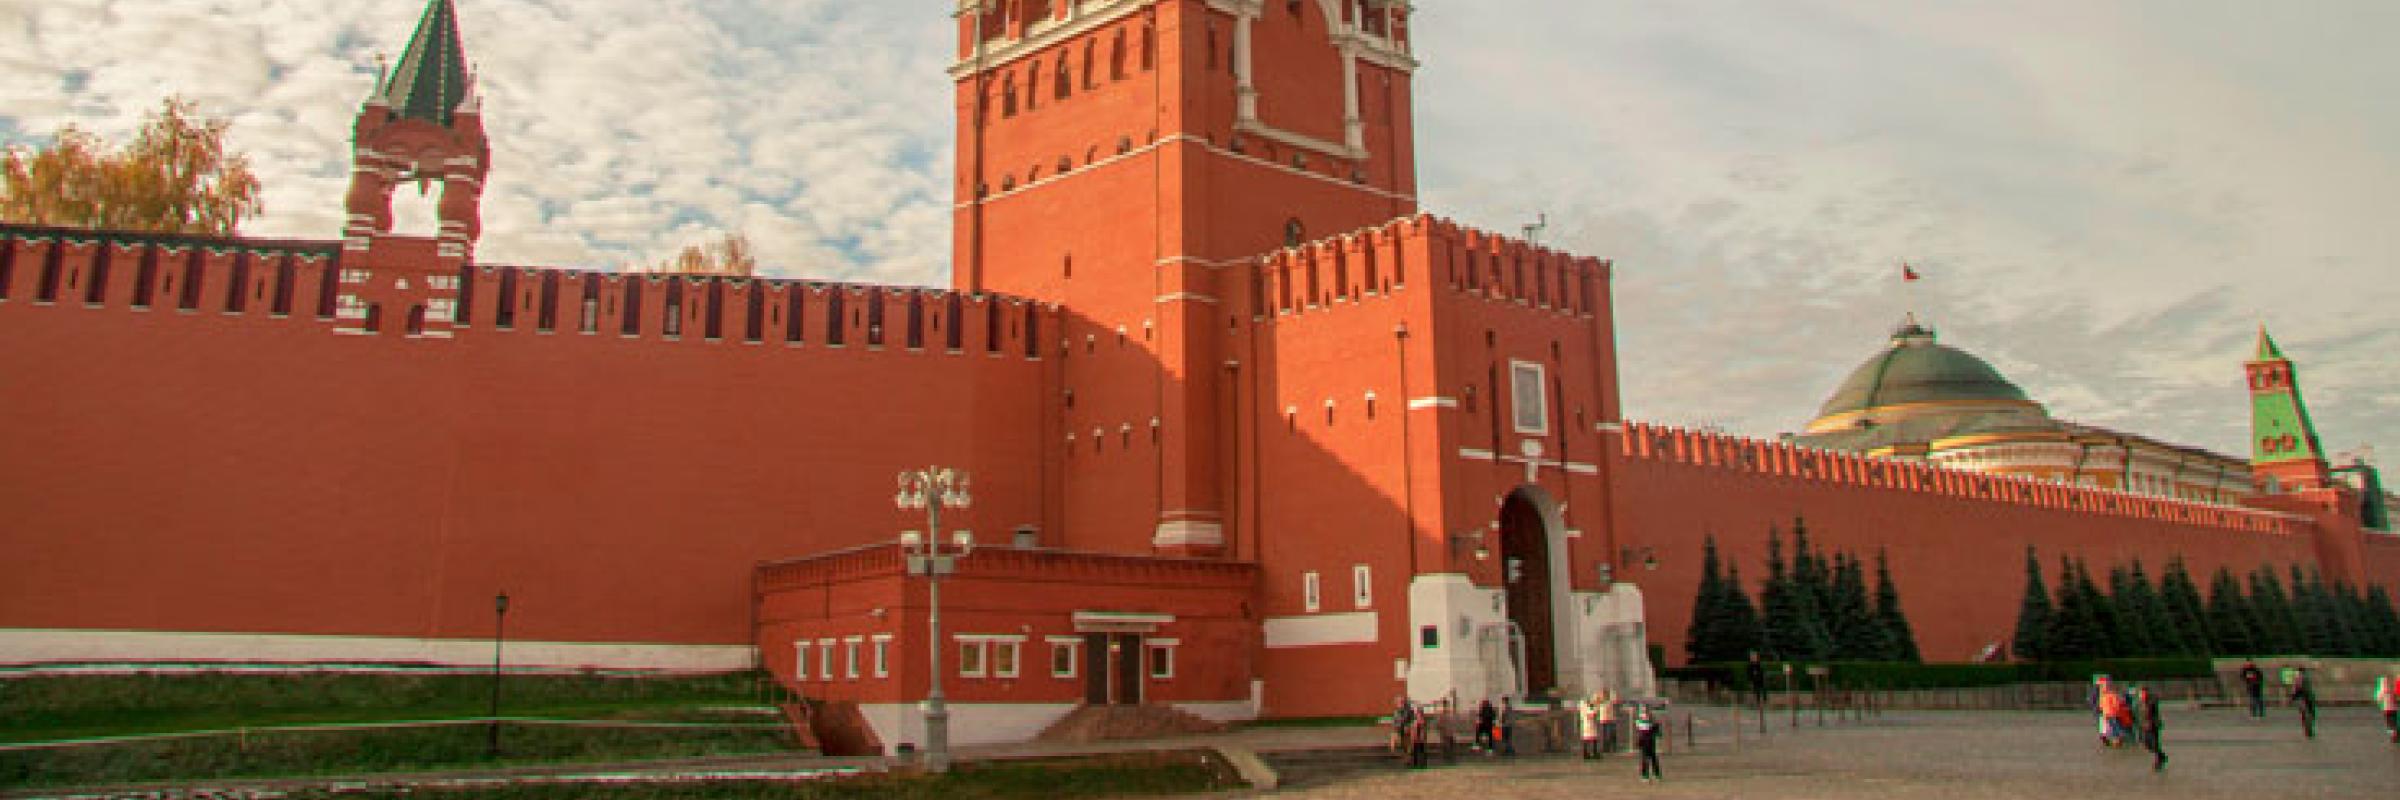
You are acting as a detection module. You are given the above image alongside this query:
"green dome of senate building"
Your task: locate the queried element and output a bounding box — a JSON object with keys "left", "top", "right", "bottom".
{"left": 1801, "top": 317, "right": 2051, "bottom": 439}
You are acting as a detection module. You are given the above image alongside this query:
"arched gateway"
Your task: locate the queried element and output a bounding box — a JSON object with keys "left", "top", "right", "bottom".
{"left": 1497, "top": 488, "right": 1561, "bottom": 694}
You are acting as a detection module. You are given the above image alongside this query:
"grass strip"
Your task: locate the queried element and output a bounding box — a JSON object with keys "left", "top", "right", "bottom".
{"left": 269, "top": 753, "right": 1239, "bottom": 800}
{"left": 0, "top": 719, "right": 795, "bottom": 789}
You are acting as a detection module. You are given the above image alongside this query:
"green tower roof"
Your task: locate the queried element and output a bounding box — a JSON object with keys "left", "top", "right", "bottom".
{"left": 379, "top": 0, "right": 470, "bottom": 127}
{"left": 2255, "top": 326, "right": 2286, "bottom": 361}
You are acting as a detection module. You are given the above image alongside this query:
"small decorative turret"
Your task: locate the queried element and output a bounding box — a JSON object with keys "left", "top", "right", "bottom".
{"left": 336, "top": 0, "right": 489, "bottom": 339}
{"left": 2246, "top": 325, "right": 2331, "bottom": 491}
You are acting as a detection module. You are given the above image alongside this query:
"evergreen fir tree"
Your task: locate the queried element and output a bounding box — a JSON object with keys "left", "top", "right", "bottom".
{"left": 2364, "top": 585, "right": 2400, "bottom": 657}
{"left": 2157, "top": 557, "right": 2211, "bottom": 656}
{"left": 2205, "top": 567, "right": 2259, "bottom": 656}
{"left": 1826, "top": 553, "right": 1877, "bottom": 660}
{"left": 1724, "top": 564, "right": 1765, "bottom": 660}
{"left": 1791, "top": 518, "right": 1835, "bottom": 630}
{"left": 2010, "top": 547, "right": 2053, "bottom": 662}
{"left": 2247, "top": 568, "right": 2300, "bottom": 655}
{"left": 1685, "top": 535, "right": 1753, "bottom": 663}
{"left": 2331, "top": 581, "right": 2373, "bottom": 657}
{"left": 1759, "top": 526, "right": 1830, "bottom": 660}
{"left": 2048, "top": 557, "right": 2103, "bottom": 660}
{"left": 2081, "top": 559, "right": 2124, "bottom": 658}
{"left": 1872, "top": 549, "right": 1920, "bottom": 663}
{"left": 2119, "top": 561, "right": 2175, "bottom": 657}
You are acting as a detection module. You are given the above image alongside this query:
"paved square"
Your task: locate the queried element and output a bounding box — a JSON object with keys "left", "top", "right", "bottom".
{"left": 1271, "top": 706, "right": 2400, "bottom": 799}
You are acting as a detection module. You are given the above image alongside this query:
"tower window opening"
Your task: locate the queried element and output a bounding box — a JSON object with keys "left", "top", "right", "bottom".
{"left": 866, "top": 289, "right": 886, "bottom": 347}
{"left": 405, "top": 304, "right": 427, "bottom": 336}
{"left": 906, "top": 293, "right": 926, "bottom": 349}
{"left": 1141, "top": 25, "right": 1154, "bottom": 70}
{"left": 1284, "top": 218, "right": 1305, "bottom": 248}
{"left": 825, "top": 291, "right": 846, "bottom": 346}
{"left": 222, "top": 253, "right": 251, "bottom": 313}
{"left": 316, "top": 259, "right": 339, "bottom": 318}
{"left": 495, "top": 269, "right": 519, "bottom": 329}
{"left": 986, "top": 301, "right": 1002, "bottom": 352}
{"left": 1111, "top": 30, "right": 1127, "bottom": 79}
{"left": 176, "top": 250, "right": 203, "bottom": 310}
{"left": 785, "top": 290, "right": 805, "bottom": 344}
{"left": 1055, "top": 56, "right": 1072, "bottom": 101}
{"left": 538, "top": 272, "right": 561, "bottom": 332}
{"left": 581, "top": 278, "right": 600, "bottom": 333}
{"left": 1207, "top": 23, "right": 1219, "bottom": 71}
{"left": 705, "top": 279, "right": 726, "bottom": 340}
{"left": 132, "top": 247, "right": 159, "bottom": 308}
{"left": 620, "top": 280, "right": 643, "bottom": 336}
{"left": 363, "top": 302, "right": 383, "bottom": 334}
{"left": 744, "top": 282, "right": 763, "bottom": 341}
{"left": 271, "top": 257, "right": 296, "bottom": 315}
{"left": 1023, "top": 305, "right": 1040, "bottom": 359}
{"left": 1026, "top": 61, "right": 1041, "bottom": 110}
{"left": 662, "top": 279, "right": 684, "bottom": 338}
{"left": 1083, "top": 39, "right": 1096, "bottom": 88}
{"left": 1002, "top": 74, "right": 1018, "bottom": 117}
{"left": 83, "top": 248, "right": 112, "bottom": 306}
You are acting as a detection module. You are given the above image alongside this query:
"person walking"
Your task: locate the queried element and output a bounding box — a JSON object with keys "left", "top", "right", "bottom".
{"left": 1474, "top": 697, "right": 1498, "bottom": 754}
{"left": 1496, "top": 697, "right": 1518, "bottom": 757}
{"left": 2239, "top": 661, "right": 2266, "bottom": 719}
{"left": 2376, "top": 674, "right": 2399, "bottom": 744}
{"left": 1596, "top": 688, "right": 1620, "bottom": 754}
{"left": 1578, "top": 692, "right": 1602, "bottom": 760}
{"left": 1633, "top": 706, "right": 1663, "bottom": 782}
{"left": 1747, "top": 652, "right": 1769, "bottom": 717}
{"left": 1391, "top": 695, "right": 1427, "bottom": 768}
{"left": 2095, "top": 676, "right": 2128, "bottom": 747}
{"left": 2135, "top": 685, "right": 2167, "bottom": 771}
{"left": 2289, "top": 668, "right": 2318, "bottom": 740}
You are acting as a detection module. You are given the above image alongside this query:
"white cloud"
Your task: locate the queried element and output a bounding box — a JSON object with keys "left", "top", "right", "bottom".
{"left": 1, "top": 0, "right": 2391, "bottom": 461}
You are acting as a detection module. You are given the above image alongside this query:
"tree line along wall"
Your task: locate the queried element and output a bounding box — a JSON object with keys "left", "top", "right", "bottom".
{"left": 1609, "top": 423, "right": 2390, "bottom": 666}
{"left": 0, "top": 226, "right": 1061, "bottom": 655}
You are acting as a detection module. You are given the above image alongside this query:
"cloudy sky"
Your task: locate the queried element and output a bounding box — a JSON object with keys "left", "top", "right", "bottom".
{"left": 3, "top": 1, "right": 2393, "bottom": 462}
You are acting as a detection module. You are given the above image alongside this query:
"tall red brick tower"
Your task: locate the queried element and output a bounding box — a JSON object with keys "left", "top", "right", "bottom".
{"left": 950, "top": 0, "right": 1421, "bottom": 555}
{"left": 340, "top": 0, "right": 488, "bottom": 337}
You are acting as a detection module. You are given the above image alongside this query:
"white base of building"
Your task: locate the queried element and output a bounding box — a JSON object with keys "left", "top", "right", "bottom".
{"left": 1402, "top": 574, "right": 1654, "bottom": 705}
{"left": 854, "top": 700, "right": 1260, "bottom": 756}
{"left": 0, "top": 628, "right": 756, "bottom": 672}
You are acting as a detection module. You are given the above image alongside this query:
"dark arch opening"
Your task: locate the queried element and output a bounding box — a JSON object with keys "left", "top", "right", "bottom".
{"left": 1498, "top": 488, "right": 1559, "bottom": 696}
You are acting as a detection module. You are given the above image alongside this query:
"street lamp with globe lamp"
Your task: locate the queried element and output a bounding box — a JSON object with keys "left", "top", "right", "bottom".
{"left": 896, "top": 467, "right": 974, "bottom": 773}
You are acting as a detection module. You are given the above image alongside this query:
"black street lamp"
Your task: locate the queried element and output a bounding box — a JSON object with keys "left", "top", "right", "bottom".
{"left": 489, "top": 592, "right": 509, "bottom": 758}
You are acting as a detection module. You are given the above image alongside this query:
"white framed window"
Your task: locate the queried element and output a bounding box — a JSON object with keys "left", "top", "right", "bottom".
{"left": 1147, "top": 639, "right": 1177, "bottom": 679}
{"left": 872, "top": 635, "right": 892, "bottom": 678}
{"left": 1509, "top": 360, "right": 1549, "bottom": 435}
{"left": 794, "top": 640, "right": 811, "bottom": 680}
{"left": 1048, "top": 637, "right": 1081, "bottom": 679}
{"left": 994, "top": 641, "right": 1021, "bottom": 678}
{"left": 1353, "top": 564, "right": 1373, "bottom": 609}
{"left": 959, "top": 639, "right": 987, "bottom": 677}
{"left": 816, "top": 638, "right": 835, "bottom": 681}
{"left": 1304, "top": 571, "right": 1322, "bottom": 612}
{"left": 843, "top": 637, "right": 862, "bottom": 679}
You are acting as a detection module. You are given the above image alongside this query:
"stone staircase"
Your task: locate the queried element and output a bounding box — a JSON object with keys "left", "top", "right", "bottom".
{"left": 1034, "top": 703, "right": 1228, "bottom": 744}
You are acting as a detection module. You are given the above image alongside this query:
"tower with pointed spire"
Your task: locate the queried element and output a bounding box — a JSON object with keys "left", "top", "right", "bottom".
{"left": 339, "top": 0, "right": 488, "bottom": 337}
{"left": 2246, "top": 325, "right": 2332, "bottom": 492}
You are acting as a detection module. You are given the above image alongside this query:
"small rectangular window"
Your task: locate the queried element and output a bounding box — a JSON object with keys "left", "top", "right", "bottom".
{"left": 1304, "top": 571, "right": 1322, "bottom": 613}
{"left": 959, "top": 639, "right": 987, "bottom": 677}
{"left": 1510, "top": 360, "right": 1550, "bottom": 435}
{"left": 844, "top": 638, "right": 861, "bottom": 679}
{"left": 1148, "top": 644, "right": 1174, "bottom": 679}
{"left": 1050, "top": 641, "right": 1078, "bottom": 678}
{"left": 873, "top": 636, "right": 891, "bottom": 678}
{"left": 495, "top": 269, "right": 518, "bottom": 329}
{"left": 994, "top": 641, "right": 1020, "bottom": 678}
{"left": 794, "top": 641, "right": 811, "bottom": 680}
{"left": 817, "top": 638, "right": 835, "bottom": 681}
{"left": 1353, "top": 564, "right": 1373, "bottom": 609}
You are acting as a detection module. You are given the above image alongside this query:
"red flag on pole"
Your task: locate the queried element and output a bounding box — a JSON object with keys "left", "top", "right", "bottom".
{"left": 1902, "top": 262, "right": 1921, "bottom": 282}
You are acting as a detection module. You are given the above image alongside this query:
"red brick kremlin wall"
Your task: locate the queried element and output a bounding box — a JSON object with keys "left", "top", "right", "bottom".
{"left": 1609, "top": 422, "right": 2395, "bottom": 666}
{"left": 0, "top": 227, "right": 1060, "bottom": 652}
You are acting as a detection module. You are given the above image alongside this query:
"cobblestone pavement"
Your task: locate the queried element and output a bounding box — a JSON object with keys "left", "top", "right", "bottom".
{"left": 1261, "top": 706, "right": 2400, "bottom": 799}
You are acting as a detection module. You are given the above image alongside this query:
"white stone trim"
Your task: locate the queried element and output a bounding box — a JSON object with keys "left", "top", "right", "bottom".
{"left": 1072, "top": 611, "right": 1173, "bottom": 633}
{"left": 0, "top": 628, "right": 754, "bottom": 672}
{"left": 1409, "top": 396, "right": 1458, "bottom": 410}
{"left": 1458, "top": 448, "right": 1496, "bottom": 461}
{"left": 855, "top": 701, "right": 1079, "bottom": 756}
{"left": 947, "top": 0, "right": 1149, "bottom": 78}
{"left": 1155, "top": 292, "right": 1221, "bottom": 305}
{"left": 1263, "top": 611, "right": 1378, "bottom": 648}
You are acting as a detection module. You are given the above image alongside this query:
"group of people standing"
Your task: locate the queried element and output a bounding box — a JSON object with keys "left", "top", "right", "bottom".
{"left": 2089, "top": 675, "right": 2168, "bottom": 770}
{"left": 2236, "top": 660, "right": 2400, "bottom": 744}
{"left": 1388, "top": 690, "right": 1664, "bottom": 781}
